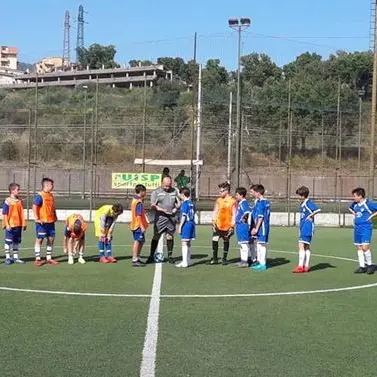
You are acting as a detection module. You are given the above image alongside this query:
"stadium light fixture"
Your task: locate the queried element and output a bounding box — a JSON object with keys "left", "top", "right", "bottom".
{"left": 240, "top": 18, "right": 251, "bottom": 26}
{"left": 228, "top": 18, "right": 239, "bottom": 27}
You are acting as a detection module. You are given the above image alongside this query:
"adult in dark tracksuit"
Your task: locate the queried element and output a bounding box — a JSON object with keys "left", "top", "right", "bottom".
{"left": 147, "top": 176, "right": 180, "bottom": 264}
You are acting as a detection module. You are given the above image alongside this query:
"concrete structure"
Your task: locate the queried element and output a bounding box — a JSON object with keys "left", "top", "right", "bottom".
{"left": 36, "top": 57, "right": 64, "bottom": 74}
{"left": 0, "top": 65, "right": 173, "bottom": 89}
{"left": 0, "top": 67, "right": 24, "bottom": 85}
{"left": 0, "top": 46, "right": 18, "bottom": 70}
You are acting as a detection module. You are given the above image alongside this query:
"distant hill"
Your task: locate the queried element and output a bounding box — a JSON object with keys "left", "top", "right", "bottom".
{"left": 17, "top": 61, "right": 34, "bottom": 72}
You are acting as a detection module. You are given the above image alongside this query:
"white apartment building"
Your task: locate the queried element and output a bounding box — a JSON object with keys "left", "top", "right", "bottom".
{"left": 0, "top": 46, "right": 18, "bottom": 70}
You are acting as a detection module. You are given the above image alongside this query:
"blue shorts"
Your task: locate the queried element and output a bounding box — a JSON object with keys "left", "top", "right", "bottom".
{"left": 299, "top": 234, "right": 312, "bottom": 245}
{"left": 354, "top": 225, "right": 372, "bottom": 245}
{"left": 36, "top": 222, "right": 56, "bottom": 239}
{"left": 5, "top": 227, "right": 22, "bottom": 244}
{"left": 133, "top": 229, "right": 145, "bottom": 242}
{"left": 236, "top": 223, "right": 250, "bottom": 244}
{"left": 181, "top": 222, "right": 195, "bottom": 241}
{"left": 256, "top": 234, "right": 269, "bottom": 244}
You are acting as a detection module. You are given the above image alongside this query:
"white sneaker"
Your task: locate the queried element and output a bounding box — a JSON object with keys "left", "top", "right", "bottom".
{"left": 175, "top": 262, "right": 188, "bottom": 268}
{"left": 78, "top": 256, "right": 86, "bottom": 264}
{"left": 68, "top": 256, "right": 74, "bottom": 265}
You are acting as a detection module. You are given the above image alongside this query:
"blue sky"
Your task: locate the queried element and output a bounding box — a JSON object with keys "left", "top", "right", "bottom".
{"left": 3, "top": 0, "right": 371, "bottom": 69}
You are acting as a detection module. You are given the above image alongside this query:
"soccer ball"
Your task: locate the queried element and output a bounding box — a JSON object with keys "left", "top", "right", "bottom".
{"left": 154, "top": 252, "right": 164, "bottom": 263}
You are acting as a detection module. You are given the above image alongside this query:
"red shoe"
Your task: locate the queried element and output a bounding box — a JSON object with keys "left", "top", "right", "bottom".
{"left": 47, "top": 259, "right": 59, "bottom": 265}
{"left": 304, "top": 266, "right": 310, "bottom": 273}
{"left": 106, "top": 256, "right": 117, "bottom": 263}
{"left": 99, "top": 256, "right": 110, "bottom": 264}
{"left": 293, "top": 265, "right": 305, "bottom": 273}
{"left": 34, "top": 259, "right": 44, "bottom": 267}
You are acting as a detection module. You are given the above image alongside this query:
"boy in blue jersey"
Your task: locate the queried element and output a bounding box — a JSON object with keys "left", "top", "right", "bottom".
{"left": 293, "top": 186, "right": 321, "bottom": 273}
{"left": 250, "top": 184, "right": 270, "bottom": 271}
{"left": 349, "top": 187, "right": 377, "bottom": 275}
{"left": 176, "top": 187, "right": 196, "bottom": 268}
{"left": 235, "top": 187, "right": 251, "bottom": 268}
{"left": 249, "top": 185, "right": 258, "bottom": 266}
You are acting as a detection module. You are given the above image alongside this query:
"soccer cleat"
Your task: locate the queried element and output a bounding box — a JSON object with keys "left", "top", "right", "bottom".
{"left": 168, "top": 256, "right": 174, "bottom": 264}
{"left": 209, "top": 258, "right": 219, "bottom": 265}
{"left": 68, "top": 256, "right": 74, "bottom": 265}
{"left": 47, "top": 259, "right": 59, "bottom": 265}
{"left": 99, "top": 256, "right": 110, "bottom": 264}
{"left": 366, "top": 265, "right": 375, "bottom": 275}
{"left": 251, "top": 264, "right": 267, "bottom": 271}
{"left": 293, "top": 266, "right": 305, "bottom": 273}
{"left": 175, "top": 262, "right": 188, "bottom": 268}
{"left": 222, "top": 259, "right": 229, "bottom": 266}
{"left": 4, "top": 258, "right": 13, "bottom": 265}
{"left": 354, "top": 267, "right": 367, "bottom": 274}
{"left": 107, "top": 256, "right": 117, "bottom": 263}
{"left": 34, "top": 259, "right": 44, "bottom": 267}
{"left": 78, "top": 256, "right": 86, "bottom": 264}
{"left": 132, "top": 260, "right": 146, "bottom": 267}
{"left": 14, "top": 258, "right": 25, "bottom": 264}
{"left": 303, "top": 266, "right": 310, "bottom": 273}
{"left": 250, "top": 260, "right": 259, "bottom": 267}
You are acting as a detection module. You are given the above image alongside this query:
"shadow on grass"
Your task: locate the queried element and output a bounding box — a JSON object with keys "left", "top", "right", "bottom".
{"left": 267, "top": 257, "right": 290, "bottom": 268}
{"left": 309, "top": 263, "right": 336, "bottom": 272}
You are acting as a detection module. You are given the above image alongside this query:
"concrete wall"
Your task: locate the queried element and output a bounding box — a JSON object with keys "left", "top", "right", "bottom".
{"left": 26, "top": 210, "right": 354, "bottom": 227}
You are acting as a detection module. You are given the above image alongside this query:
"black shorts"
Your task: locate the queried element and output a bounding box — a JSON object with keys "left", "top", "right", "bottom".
{"left": 154, "top": 215, "right": 176, "bottom": 237}
{"left": 213, "top": 227, "right": 234, "bottom": 240}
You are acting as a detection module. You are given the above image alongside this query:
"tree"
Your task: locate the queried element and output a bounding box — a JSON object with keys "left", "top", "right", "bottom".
{"left": 327, "top": 51, "right": 373, "bottom": 94}
{"left": 283, "top": 52, "right": 323, "bottom": 79}
{"left": 77, "top": 44, "right": 119, "bottom": 69}
{"left": 241, "top": 53, "right": 281, "bottom": 87}
{"left": 202, "top": 59, "right": 228, "bottom": 89}
{"left": 152, "top": 78, "right": 184, "bottom": 108}
{"left": 129, "top": 59, "right": 153, "bottom": 67}
{"left": 182, "top": 60, "right": 199, "bottom": 85}
{"left": 157, "top": 57, "right": 186, "bottom": 78}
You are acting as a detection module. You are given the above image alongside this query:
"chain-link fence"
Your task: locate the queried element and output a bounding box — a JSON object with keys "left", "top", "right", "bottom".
{"left": 0, "top": 83, "right": 373, "bottom": 213}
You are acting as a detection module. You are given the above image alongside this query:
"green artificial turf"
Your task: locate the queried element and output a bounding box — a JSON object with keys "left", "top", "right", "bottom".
{"left": 0, "top": 224, "right": 376, "bottom": 377}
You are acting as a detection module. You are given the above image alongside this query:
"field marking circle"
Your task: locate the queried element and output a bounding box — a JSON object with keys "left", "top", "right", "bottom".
{"left": 1, "top": 246, "right": 376, "bottom": 298}
{"left": 16, "top": 244, "right": 359, "bottom": 263}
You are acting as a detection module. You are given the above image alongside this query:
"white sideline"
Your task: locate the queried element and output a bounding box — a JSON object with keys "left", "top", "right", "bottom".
{"left": 140, "top": 263, "right": 162, "bottom": 377}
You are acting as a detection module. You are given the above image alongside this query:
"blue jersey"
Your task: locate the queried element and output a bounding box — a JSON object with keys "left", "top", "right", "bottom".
{"left": 181, "top": 200, "right": 195, "bottom": 223}
{"left": 253, "top": 198, "right": 270, "bottom": 237}
{"left": 300, "top": 199, "right": 320, "bottom": 228}
{"left": 350, "top": 199, "right": 377, "bottom": 226}
{"left": 235, "top": 199, "right": 251, "bottom": 224}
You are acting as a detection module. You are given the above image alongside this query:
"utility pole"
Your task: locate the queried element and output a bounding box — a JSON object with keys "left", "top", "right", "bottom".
{"left": 369, "top": 0, "right": 377, "bottom": 196}
{"left": 190, "top": 32, "right": 197, "bottom": 198}
{"left": 227, "top": 92, "right": 233, "bottom": 181}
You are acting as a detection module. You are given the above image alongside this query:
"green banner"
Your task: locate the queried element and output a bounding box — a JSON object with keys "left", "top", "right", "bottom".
{"left": 112, "top": 173, "right": 161, "bottom": 190}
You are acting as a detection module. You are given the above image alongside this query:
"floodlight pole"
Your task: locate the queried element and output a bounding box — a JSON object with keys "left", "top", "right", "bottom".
{"left": 229, "top": 18, "right": 250, "bottom": 189}
{"left": 358, "top": 89, "right": 365, "bottom": 171}
{"left": 82, "top": 85, "right": 88, "bottom": 199}
{"left": 369, "top": 3, "right": 377, "bottom": 197}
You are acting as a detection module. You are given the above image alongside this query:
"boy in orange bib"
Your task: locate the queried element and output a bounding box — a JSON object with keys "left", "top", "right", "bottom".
{"left": 33, "top": 178, "right": 58, "bottom": 267}
{"left": 64, "top": 213, "right": 87, "bottom": 265}
{"left": 2, "top": 183, "right": 26, "bottom": 265}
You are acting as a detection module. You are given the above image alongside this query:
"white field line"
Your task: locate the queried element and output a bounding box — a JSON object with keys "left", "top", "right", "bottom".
{"left": 140, "top": 263, "right": 162, "bottom": 377}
